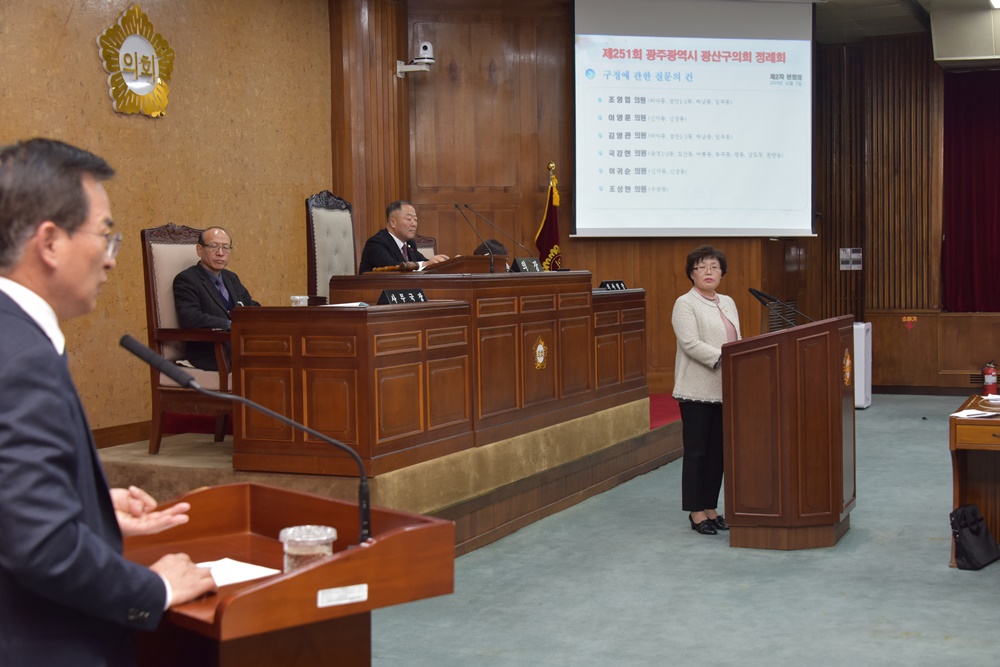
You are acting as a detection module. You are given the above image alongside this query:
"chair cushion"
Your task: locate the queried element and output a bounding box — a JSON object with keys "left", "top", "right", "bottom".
{"left": 311, "top": 207, "right": 355, "bottom": 298}
{"left": 160, "top": 368, "right": 232, "bottom": 391}
{"left": 150, "top": 241, "right": 200, "bottom": 360}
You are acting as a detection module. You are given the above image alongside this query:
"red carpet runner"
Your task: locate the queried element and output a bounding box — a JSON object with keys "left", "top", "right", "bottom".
{"left": 649, "top": 393, "right": 681, "bottom": 430}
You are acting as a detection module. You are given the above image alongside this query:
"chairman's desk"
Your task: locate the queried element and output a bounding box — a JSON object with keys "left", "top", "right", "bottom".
{"left": 230, "top": 267, "right": 646, "bottom": 477}
{"left": 950, "top": 395, "right": 1000, "bottom": 566}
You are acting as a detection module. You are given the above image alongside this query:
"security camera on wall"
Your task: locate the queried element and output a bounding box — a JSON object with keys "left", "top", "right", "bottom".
{"left": 414, "top": 41, "right": 435, "bottom": 65}
{"left": 397, "top": 42, "right": 435, "bottom": 77}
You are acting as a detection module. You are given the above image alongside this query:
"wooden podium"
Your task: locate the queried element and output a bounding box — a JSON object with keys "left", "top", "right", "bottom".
{"left": 721, "top": 316, "right": 856, "bottom": 550}
{"left": 125, "top": 483, "right": 454, "bottom": 666}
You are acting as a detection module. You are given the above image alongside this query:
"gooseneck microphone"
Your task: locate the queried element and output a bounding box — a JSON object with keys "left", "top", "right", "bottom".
{"left": 463, "top": 204, "right": 535, "bottom": 258}
{"left": 748, "top": 288, "right": 797, "bottom": 329}
{"left": 748, "top": 287, "right": 815, "bottom": 324}
{"left": 120, "top": 334, "right": 371, "bottom": 543}
{"left": 454, "top": 203, "right": 494, "bottom": 273}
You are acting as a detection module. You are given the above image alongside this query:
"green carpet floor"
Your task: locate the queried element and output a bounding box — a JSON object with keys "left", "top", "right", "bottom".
{"left": 372, "top": 394, "right": 1000, "bottom": 666}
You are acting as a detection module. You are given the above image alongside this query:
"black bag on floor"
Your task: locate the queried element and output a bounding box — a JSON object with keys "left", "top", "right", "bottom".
{"left": 950, "top": 504, "right": 1000, "bottom": 570}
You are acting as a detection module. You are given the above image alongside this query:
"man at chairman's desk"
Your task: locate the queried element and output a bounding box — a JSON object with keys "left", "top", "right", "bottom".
{"left": 358, "top": 200, "right": 449, "bottom": 273}
{"left": 172, "top": 226, "right": 259, "bottom": 370}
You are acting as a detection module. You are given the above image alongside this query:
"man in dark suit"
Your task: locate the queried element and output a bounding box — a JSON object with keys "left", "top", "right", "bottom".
{"left": 0, "top": 138, "right": 217, "bottom": 666}
{"left": 358, "top": 200, "right": 449, "bottom": 273}
{"left": 172, "top": 227, "right": 260, "bottom": 370}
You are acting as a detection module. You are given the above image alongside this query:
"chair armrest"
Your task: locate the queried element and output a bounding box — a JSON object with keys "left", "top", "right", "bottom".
{"left": 152, "top": 328, "right": 231, "bottom": 390}
{"left": 154, "top": 328, "right": 230, "bottom": 343}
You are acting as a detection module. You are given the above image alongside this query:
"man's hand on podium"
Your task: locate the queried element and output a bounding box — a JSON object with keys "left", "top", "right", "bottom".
{"left": 151, "top": 553, "right": 218, "bottom": 606}
{"left": 111, "top": 485, "right": 190, "bottom": 537}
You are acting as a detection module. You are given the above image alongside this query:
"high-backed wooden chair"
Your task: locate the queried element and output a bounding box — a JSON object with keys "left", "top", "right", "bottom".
{"left": 306, "top": 191, "right": 356, "bottom": 299}
{"left": 414, "top": 234, "right": 438, "bottom": 258}
{"left": 141, "top": 223, "right": 232, "bottom": 454}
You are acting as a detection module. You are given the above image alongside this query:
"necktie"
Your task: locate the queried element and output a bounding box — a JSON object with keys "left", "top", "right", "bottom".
{"left": 215, "top": 277, "right": 231, "bottom": 303}
{"left": 401, "top": 243, "right": 409, "bottom": 261}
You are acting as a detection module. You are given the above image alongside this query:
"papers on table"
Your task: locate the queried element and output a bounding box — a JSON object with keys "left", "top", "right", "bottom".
{"left": 951, "top": 409, "right": 1000, "bottom": 419}
{"left": 198, "top": 558, "right": 280, "bottom": 587}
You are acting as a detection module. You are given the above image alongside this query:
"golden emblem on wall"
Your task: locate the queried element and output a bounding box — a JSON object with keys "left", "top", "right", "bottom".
{"left": 843, "top": 348, "right": 852, "bottom": 387}
{"left": 96, "top": 5, "right": 174, "bottom": 118}
{"left": 532, "top": 336, "right": 549, "bottom": 371}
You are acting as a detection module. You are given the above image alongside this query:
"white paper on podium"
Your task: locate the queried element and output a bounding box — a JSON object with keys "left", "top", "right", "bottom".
{"left": 198, "top": 558, "right": 281, "bottom": 587}
{"left": 951, "top": 409, "right": 1000, "bottom": 419}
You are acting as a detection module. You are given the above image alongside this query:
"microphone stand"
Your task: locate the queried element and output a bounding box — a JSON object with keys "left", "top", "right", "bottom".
{"left": 120, "top": 335, "right": 371, "bottom": 543}
{"left": 751, "top": 287, "right": 815, "bottom": 323}
{"left": 454, "top": 203, "right": 494, "bottom": 273}
{"left": 749, "top": 288, "right": 797, "bottom": 329}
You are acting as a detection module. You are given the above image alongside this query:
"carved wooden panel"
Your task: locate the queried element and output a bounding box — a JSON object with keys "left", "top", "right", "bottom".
{"left": 477, "top": 324, "right": 521, "bottom": 419}
{"left": 477, "top": 297, "right": 518, "bottom": 317}
{"left": 427, "top": 356, "right": 471, "bottom": 429}
{"left": 622, "top": 307, "right": 644, "bottom": 325}
{"left": 522, "top": 321, "right": 557, "bottom": 407}
{"left": 302, "top": 335, "right": 356, "bottom": 357}
{"left": 728, "top": 344, "right": 781, "bottom": 518}
{"left": 559, "top": 293, "right": 590, "bottom": 310}
{"left": 595, "top": 332, "right": 621, "bottom": 389}
{"left": 374, "top": 331, "right": 423, "bottom": 356}
{"left": 794, "top": 334, "right": 834, "bottom": 517}
{"left": 427, "top": 326, "right": 468, "bottom": 349}
{"left": 521, "top": 294, "right": 557, "bottom": 313}
{"left": 623, "top": 330, "right": 645, "bottom": 382}
{"left": 479, "top": 324, "right": 519, "bottom": 418}
{"left": 839, "top": 325, "right": 856, "bottom": 514}
{"left": 559, "top": 316, "right": 592, "bottom": 397}
{"left": 242, "top": 369, "right": 294, "bottom": 441}
{"left": 595, "top": 310, "right": 619, "bottom": 328}
{"left": 303, "top": 369, "right": 358, "bottom": 446}
{"left": 241, "top": 336, "right": 292, "bottom": 357}
{"left": 374, "top": 363, "right": 424, "bottom": 444}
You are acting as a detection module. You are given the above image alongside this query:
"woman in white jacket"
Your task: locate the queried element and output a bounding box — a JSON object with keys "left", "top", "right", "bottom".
{"left": 671, "top": 246, "right": 741, "bottom": 535}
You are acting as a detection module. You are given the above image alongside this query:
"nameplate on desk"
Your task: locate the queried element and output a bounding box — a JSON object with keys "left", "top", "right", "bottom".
{"left": 600, "top": 280, "right": 627, "bottom": 290}
{"left": 317, "top": 583, "right": 369, "bottom": 608}
{"left": 510, "top": 257, "right": 543, "bottom": 273}
{"left": 377, "top": 289, "right": 427, "bottom": 305}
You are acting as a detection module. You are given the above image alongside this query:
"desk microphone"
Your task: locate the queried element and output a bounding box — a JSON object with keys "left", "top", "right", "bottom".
{"left": 119, "top": 334, "right": 371, "bottom": 543}
{"left": 749, "top": 288, "right": 796, "bottom": 329}
{"left": 454, "top": 203, "right": 494, "bottom": 273}
{"left": 463, "top": 204, "right": 535, "bottom": 258}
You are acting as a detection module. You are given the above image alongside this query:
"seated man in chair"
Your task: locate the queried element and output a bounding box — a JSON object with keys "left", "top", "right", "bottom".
{"left": 358, "top": 200, "right": 449, "bottom": 273}
{"left": 172, "top": 227, "right": 259, "bottom": 370}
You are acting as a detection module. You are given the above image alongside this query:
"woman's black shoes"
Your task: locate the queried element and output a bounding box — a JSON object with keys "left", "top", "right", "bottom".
{"left": 689, "top": 513, "right": 717, "bottom": 535}
{"left": 711, "top": 515, "right": 730, "bottom": 531}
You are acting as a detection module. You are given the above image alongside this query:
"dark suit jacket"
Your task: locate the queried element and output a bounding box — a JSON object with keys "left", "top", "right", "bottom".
{"left": 0, "top": 291, "right": 165, "bottom": 666}
{"left": 358, "top": 228, "right": 428, "bottom": 274}
{"left": 172, "top": 263, "right": 259, "bottom": 370}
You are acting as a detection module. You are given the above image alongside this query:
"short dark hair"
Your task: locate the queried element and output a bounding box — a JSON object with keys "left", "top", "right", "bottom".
{"left": 386, "top": 200, "right": 412, "bottom": 220}
{"left": 0, "top": 138, "right": 114, "bottom": 271}
{"left": 474, "top": 239, "right": 508, "bottom": 256}
{"left": 684, "top": 245, "right": 727, "bottom": 283}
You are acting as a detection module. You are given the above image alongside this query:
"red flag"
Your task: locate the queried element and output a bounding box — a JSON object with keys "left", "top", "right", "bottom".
{"left": 535, "top": 170, "right": 562, "bottom": 270}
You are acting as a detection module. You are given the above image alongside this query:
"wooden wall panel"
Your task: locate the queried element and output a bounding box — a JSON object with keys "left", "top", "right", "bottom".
{"left": 867, "top": 310, "right": 939, "bottom": 387}
{"left": 863, "top": 36, "right": 943, "bottom": 312}
{"left": 2, "top": 0, "right": 332, "bottom": 434}
{"left": 330, "top": 0, "right": 410, "bottom": 236}
{"left": 407, "top": 0, "right": 768, "bottom": 394}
